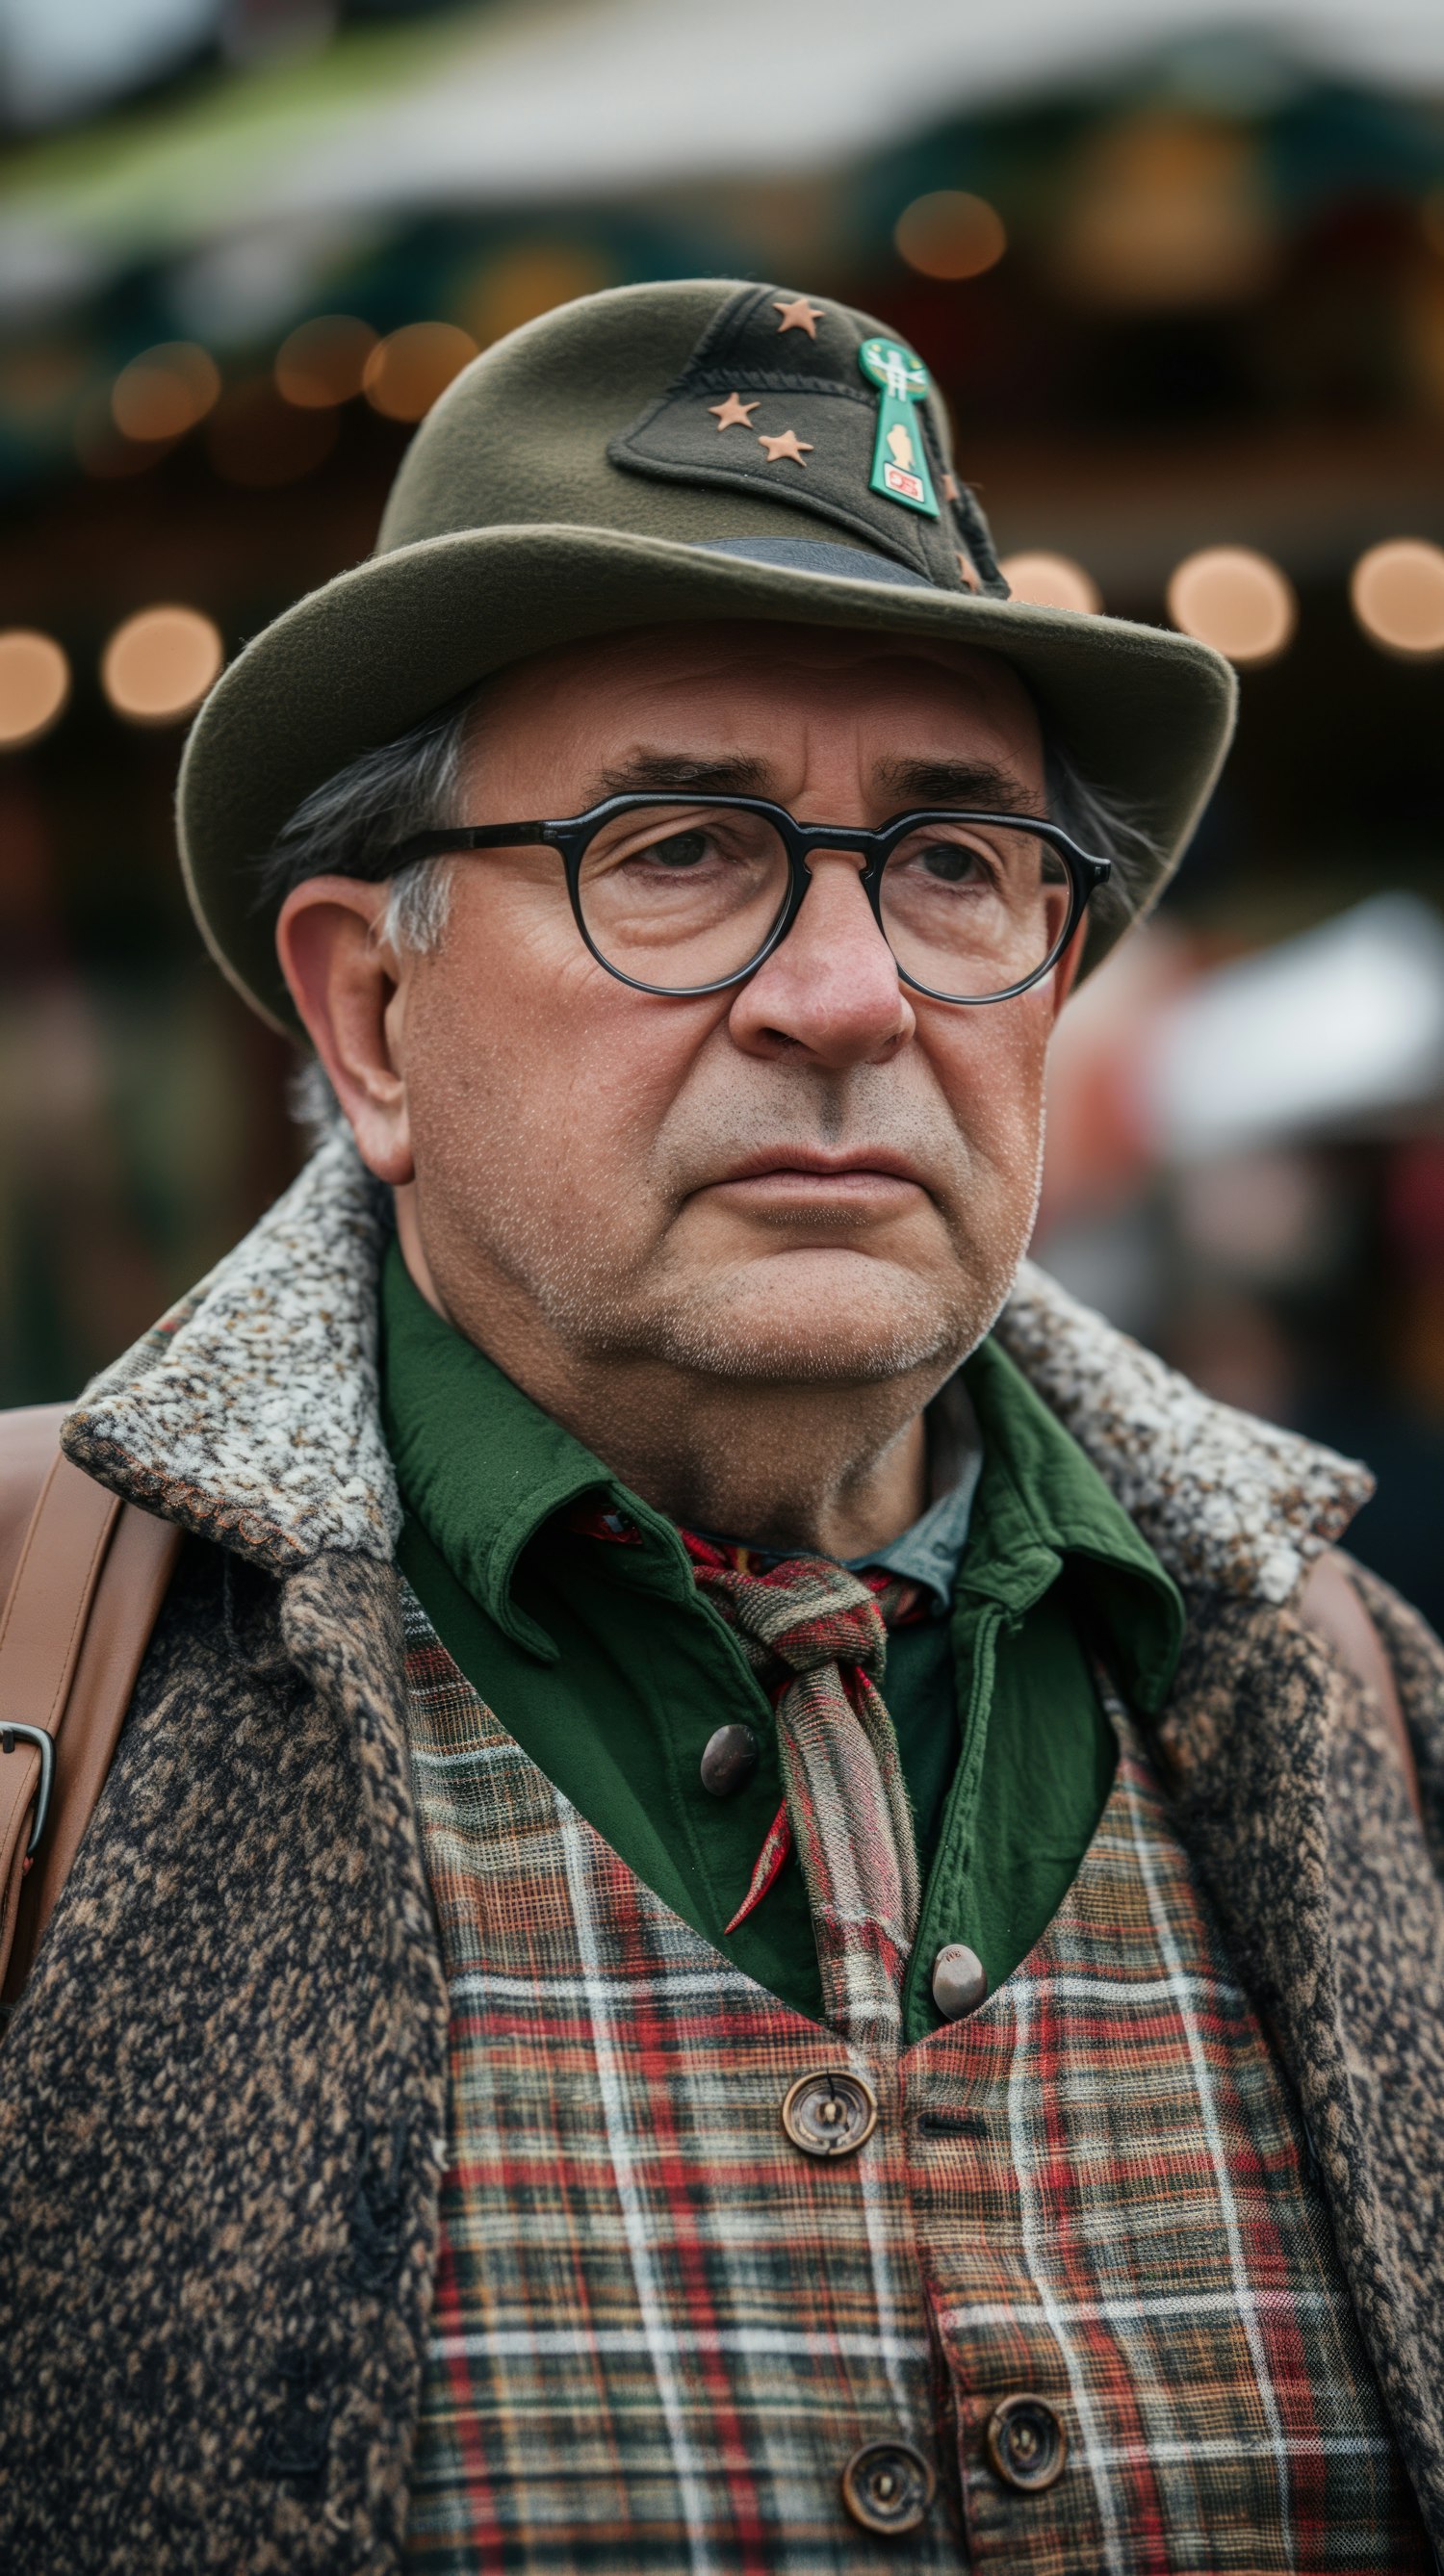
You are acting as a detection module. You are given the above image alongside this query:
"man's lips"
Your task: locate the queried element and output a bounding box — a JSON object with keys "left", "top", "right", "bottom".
{"left": 697, "top": 1148, "right": 933, "bottom": 1211}
{"left": 714, "top": 1146, "right": 930, "bottom": 1187}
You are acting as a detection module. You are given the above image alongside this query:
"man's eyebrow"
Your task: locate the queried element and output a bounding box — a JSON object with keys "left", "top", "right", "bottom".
{"left": 587, "top": 749, "right": 1044, "bottom": 814}
{"left": 594, "top": 751, "right": 774, "bottom": 799}
{"left": 874, "top": 757, "right": 1042, "bottom": 814}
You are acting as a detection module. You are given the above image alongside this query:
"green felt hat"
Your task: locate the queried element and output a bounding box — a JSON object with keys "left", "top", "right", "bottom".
{"left": 177, "top": 276, "right": 1237, "bottom": 1033}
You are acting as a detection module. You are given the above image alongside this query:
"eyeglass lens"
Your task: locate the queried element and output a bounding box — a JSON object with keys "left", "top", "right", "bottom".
{"left": 574, "top": 804, "right": 1073, "bottom": 998}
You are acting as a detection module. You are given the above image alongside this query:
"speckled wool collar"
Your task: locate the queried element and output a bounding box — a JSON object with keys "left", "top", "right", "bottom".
{"left": 62, "top": 1126, "right": 1371, "bottom": 1605}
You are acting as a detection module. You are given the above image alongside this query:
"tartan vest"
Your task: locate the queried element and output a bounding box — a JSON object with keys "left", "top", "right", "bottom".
{"left": 399, "top": 1591, "right": 1428, "bottom": 2573}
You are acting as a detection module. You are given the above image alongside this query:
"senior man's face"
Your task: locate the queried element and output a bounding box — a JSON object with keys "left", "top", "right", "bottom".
{"left": 292, "top": 623, "right": 1076, "bottom": 1401}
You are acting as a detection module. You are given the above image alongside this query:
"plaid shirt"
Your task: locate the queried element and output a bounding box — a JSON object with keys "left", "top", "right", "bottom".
{"left": 400, "top": 1593, "right": 1427, "bottom": 2573}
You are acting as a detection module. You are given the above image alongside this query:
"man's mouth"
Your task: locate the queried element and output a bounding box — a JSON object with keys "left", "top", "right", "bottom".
{"left": 719, "top": 1146, "right": 928, "bottom": 1185}
{"left": 700, "top": 1147, "right": 931, "bottom": 1214}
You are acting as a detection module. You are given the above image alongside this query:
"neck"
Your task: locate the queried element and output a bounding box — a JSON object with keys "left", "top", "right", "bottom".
{"left": 547, "top": 1369, "right": 932, "bottom": 1560}
{"left": 396, "top": 1203, "right": 934, "bottom": 1560}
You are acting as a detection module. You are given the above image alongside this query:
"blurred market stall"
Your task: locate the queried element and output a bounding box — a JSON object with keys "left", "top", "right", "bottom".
{"left": 1, "top": 0, "right": 1441, "bottom": 1609}
{"left": 1042, "top": 895, "right": 1444, "bottom": 1620}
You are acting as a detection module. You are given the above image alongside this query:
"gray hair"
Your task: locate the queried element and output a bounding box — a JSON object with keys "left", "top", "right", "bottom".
{"left": 260, "top": 687, "right": 476, "bottom": 962}
{"left": 1043, "top": 741, "right": 1158, "bottom": 949}
{"left": 271, "top": 677, "right": 1161, "bottom": 1137}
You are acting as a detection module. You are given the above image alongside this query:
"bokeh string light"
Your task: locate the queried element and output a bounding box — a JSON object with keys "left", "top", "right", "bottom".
{"left": 1166, "top": 546, "right": 1297, "bottom": 666}
{"left": 111, "top": 342, "right": 220, "bottom": 444}
{"left": 1350, "top": 539, "right": 1444, "bottom": 659}
{"left": 274, "top": 315, "right": 378, "bottom": 408}
{"left": 997, "top": 553, "right": 1101, "bottom": 613}
{"left": 893, "top": 192, "right": 1007, "bottom": 281}
{"left": 0, "top": 630, "right": 70, "bottom": 749}
{"left": 363, "top": 322, "right": 478, "bottom": 422}
{"left": 101, "top": 606, "right": 223, "bottom": 725}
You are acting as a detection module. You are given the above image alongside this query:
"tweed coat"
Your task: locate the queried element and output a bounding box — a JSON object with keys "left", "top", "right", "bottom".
{"left": 0, "top": 1128, "right": 1440, "bottom": 2573}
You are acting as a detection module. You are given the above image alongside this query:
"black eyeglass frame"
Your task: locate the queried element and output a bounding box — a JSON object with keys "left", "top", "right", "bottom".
{"left": 384, "top": 793, "right": 1113, "bottom": 1005}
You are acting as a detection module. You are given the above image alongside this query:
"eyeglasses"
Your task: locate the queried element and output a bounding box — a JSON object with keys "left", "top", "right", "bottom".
{"left": 384, "top": 793, "right": 1112, "bottom": 1005}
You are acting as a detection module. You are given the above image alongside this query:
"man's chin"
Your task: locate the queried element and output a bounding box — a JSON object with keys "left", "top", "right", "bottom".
{"left": 643, "top": 1247, "right": 987, "bottom": 1388}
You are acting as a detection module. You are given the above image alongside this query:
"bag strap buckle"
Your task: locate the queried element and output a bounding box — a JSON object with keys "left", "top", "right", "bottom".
{"left": 0, "top": 1724, "right": 55, "bottom": 1859}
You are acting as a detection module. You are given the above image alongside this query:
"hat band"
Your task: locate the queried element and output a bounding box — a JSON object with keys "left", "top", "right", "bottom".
{"left": 693, "top": 536, "right": 936, "bottom": 589}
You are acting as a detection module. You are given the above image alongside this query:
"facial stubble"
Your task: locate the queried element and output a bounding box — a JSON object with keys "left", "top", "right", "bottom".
{"left": 420, "top": 1070, "right": 1046, "bottom": 1399}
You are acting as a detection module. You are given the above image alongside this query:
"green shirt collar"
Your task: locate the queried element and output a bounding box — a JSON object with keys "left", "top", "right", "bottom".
{"left": 379, "top": 1236, "right": 678, "bottom": 1659}
{"left": 957, "top": 1334, "right": 1184, "bottom": 1713}
{"left": 380, "top": 1234, "right": 1183, "bottom": 1707}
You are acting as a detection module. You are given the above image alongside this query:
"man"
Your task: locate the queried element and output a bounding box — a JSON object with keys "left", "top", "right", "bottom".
{"left": 1, "top": 279, "right": 1440, "bottom": 2574}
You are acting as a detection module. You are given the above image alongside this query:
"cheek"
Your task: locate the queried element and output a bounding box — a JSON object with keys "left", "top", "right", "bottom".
{"left": 928, "top": 997, "right": 1052, "bottom": 1178}
{"left": 400, "top": 893, "right": 714, "bottom": 1210}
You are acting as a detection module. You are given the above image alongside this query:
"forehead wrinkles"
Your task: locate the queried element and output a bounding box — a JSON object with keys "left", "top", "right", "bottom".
{"left": 481, "top": 627, "right": 1038, "bottom": 737}
{"left": 465, "top": 629, "right": 1045, "bottom": 825}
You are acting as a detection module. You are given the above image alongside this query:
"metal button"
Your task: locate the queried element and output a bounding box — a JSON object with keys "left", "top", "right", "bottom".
{"left": 986, "top": 2393, "right": 1068, "bottom": 2492}
{"left": 699, "top": 1721, "right": 760, "bottom": 1797}
{"left": 780, "top": 2070, "right": 878, "bottom": 2158}
{"left": 840, "top": 2438, "right": 936, "bottom": 2536}
{"left": 931, "top": 1941, "right": 989, "bottom": 2022}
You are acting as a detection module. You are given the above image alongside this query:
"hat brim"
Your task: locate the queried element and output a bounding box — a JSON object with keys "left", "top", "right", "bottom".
{"left": 178, "top": 523, "right": 1236, "bottom": 1033}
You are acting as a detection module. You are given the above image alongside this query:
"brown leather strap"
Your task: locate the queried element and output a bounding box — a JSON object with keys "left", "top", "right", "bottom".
{"left": 0, "top": 1417, "right": 180, "bottom": 2005}
{"left": 0, "top": 1451, "right": 118, "bottom": 1989}
{"left": 6, "top": 1496, "right": 181, "bottom": 1999}
{"left": 0, "top": 1403, "right": 70, "bottom": 1604}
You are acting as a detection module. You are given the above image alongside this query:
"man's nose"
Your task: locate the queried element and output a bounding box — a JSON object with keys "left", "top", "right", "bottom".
{"left": 726, "top": 853, "right": 916, "bottom": 1068}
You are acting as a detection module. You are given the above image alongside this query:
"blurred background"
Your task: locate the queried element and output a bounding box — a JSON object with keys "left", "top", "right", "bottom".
{"left": 1, "top": 0, "right": 1442, "bottom": 1615}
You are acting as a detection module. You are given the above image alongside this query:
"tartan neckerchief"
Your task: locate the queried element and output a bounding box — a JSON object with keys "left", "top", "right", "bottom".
{"left": 679, "top": 1531, "right": 926, "bottom": 2050}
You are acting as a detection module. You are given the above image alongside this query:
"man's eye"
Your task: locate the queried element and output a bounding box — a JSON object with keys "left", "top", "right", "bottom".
{"left": 637, "top": 831, "right": 712, "bottom": 869}
{"left": 916, "top": 840, "right": 989, "bottom": 884}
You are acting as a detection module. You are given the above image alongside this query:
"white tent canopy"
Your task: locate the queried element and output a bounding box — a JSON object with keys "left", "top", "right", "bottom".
{"left": 3, "top": 0, "right": 1444, "bottom": 304}
{"left": 1146, "top": 894, "right": 1444, "bottom": 1160}
{"left": 251, "top": 0, "right": 1444, "bottom": 211}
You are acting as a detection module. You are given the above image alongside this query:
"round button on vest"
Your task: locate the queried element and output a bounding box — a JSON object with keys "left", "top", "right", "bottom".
{"left": 986, "top": 2393, "right": 1068, "bottom": 2492}
{"left": 780, "top": 2070, "right": 878, "bottom": 2158}
{"left": 840, "top": 2438, "right": 936, "bottom": 2536}
{"left": 699, "top": 1721, "right": 760, "bottom": 1797}
{"left": 931, "top": 1941, "right": 989, "bottom": 2021}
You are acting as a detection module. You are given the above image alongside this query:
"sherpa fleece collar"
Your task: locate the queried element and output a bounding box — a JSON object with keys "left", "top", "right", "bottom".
{"left": 61, "top": 1125, "right": 1372, "bottom": 1606}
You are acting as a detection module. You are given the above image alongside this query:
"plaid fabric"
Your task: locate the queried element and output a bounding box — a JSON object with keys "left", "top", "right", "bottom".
{"left": 400, "top": 1592, "right": 1428, "bottom": 2574}
{"left": 679, "top": 1533, "right": 923, "bottom": 2048}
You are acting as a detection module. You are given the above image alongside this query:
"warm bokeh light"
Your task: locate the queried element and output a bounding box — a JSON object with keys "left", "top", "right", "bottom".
{"left": 111, "top": 342, "right": 220, "bottom": 444}
{"left": 0, "top": 629, "right": 70, "bottom": 748}
{"left": 1057, "top": 116, "right": 1276, "bottom": 309}
{"left": 998, "top": 551, "right": 1101, "bottom": 613}
{"left": 468, "top": 245, "right": 613, "bottom": 347}
{"left": 363, "top": 322, "right": 478, "bottom": 422}
{"left": 1350, "top": 538, "right": 1444, "bottom": 658}
{"left": 101, "top": 606, "right": 223, "bottom": 725}
{"left": 893, "top": 191, "right": 1007, "bottom": 281}
{"left": 1166, "top": 546, "right": 1297, "bottom": 666}
{"left": 274, "top": 314, "right": 378, "bottom": 408}
{"left": 206, "top": 378, "right": 339, "bottom": 486}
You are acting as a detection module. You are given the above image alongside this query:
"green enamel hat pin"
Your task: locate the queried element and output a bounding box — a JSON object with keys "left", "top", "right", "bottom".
{"left": 858, "top": 337, "right": 940, "bottom": 518}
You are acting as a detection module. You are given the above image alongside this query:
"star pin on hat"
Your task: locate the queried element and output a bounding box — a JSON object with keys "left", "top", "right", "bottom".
{"left": 177, "top": 277, "right": 1237, "bottom": 1033}
{"left": 604, "top": 283, "right": 996, "bottom": 592}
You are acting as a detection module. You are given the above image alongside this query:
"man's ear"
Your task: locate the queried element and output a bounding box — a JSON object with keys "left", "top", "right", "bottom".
{"left": 275, "top": 877, "right": 415, "bottom": 1186}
